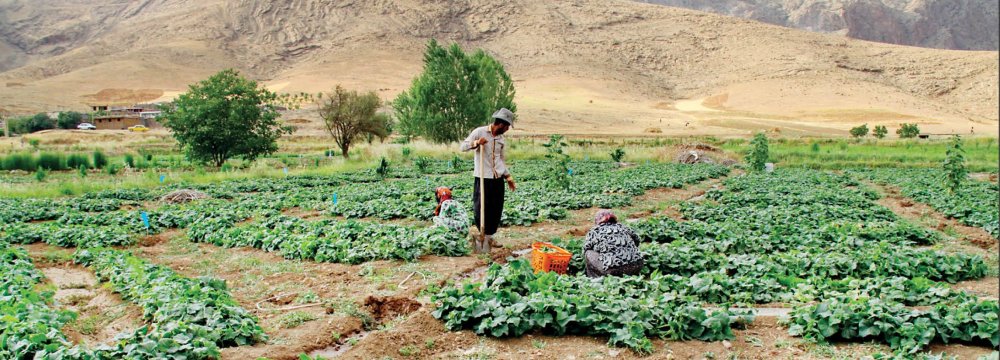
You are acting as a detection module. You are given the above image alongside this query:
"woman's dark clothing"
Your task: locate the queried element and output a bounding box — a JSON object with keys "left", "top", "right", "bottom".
{"left": 583, "top": 222, "right": 643, "bottom": 277}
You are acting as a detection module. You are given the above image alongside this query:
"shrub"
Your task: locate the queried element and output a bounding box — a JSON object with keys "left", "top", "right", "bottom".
{"left": 849, "top": 124, "right": 869, "bottom": 138}
{"left": 873, "top": 125, "right": 888, "bottom": 139}
{"left": 93, "top": 150, "right": 108, "bottom": 169}
{"left": 35, "top": 166, "right": 48, "bottom": 182}
{"left": 746, "top": 133, "right": 769, "bottom": 172}
{"left": 67, "top": 153, "right": 90, "bottom": 170}
{"left": 414, "top": 156, "right": 431, "bottom": 173}
{"left": 943, "top": 135, "right": 967, "bottom": 193}
{"left": 124, "top": 153, "right": 135, "bottom": 168}
{"left": 376, "top": 157, "right": 391, "bottom": 178}
{"left": 543, "top": 135, "right": 570, "bottom": 190}
{"left": 1, "top": 152, "right": 36, "bottom": 171}
{"left": 37, "top": 152, "right": 66, "bottom": 170}
{"left": 897, "top": 123, "right": 920, "bottom": 138}
{"left": 610, "top": 148, "right": 625, "bottom": 162}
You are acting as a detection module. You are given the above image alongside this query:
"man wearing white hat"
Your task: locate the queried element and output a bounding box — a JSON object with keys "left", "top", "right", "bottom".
{"left": 460, "top": 108, "right": 516, "bottom": 253}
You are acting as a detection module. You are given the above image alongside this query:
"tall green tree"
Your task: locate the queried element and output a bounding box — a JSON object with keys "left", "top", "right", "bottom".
{"left": 159, "top": 69, "right": 291, "bottom": 167}
{"left": 942, "top": 135, "right": 967, "bottom": 193}
{"left": 317, "top": 85, "right": 392, "bottom": 158}
{"left": 746, "top": 132, "right": 769, "bottom": 172}
{"left": 393, "top": 39, "right": 516, "bottom": 143}
{"left": 56, "top": 111, "right": 83, "bottom": 129}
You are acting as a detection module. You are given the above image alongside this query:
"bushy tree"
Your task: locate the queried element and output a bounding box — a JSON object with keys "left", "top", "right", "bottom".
{"left": 317, "top": 85, "right": 391, "bottom": 158}
{"left": 873, "top": 125, "right": 888, "bottom": 139}
{"left": 393, "top": 39, "right": 516, "bottom": 143}
{"left": 849, "top": 124, "right": 869, "bottom": 138}
{"left": 9, "top": 113, "right": 55, "bottom": 134}
{"left": 57, "top": 111, "right": 83, "bottom": 129}
{"left": 159, "top": 69, "right": 291, "bottom": 166}
{"left": 942, "top": 135, "right": 967, "bottom": 193}
{"left": 896, "top": 123, "right": 920, "bottom": 138}
{"left": 746, "top": 132, "right": 769, "bottom": 172}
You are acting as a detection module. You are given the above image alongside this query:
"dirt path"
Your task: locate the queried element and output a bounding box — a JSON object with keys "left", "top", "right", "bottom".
{"left": 867, "top": 181, "right": 998, "bottom": 252}
{"left": 866, "top": 181, "right": 1000, "bottom": 300}
{"left": 23, "top": 244, "right": 146, "bottom": 348}
{"left": 131, "top": 234, "right": 482, "bottom": 360}
{"left": 336, "top": 309, "right": 1000, "bottom": 360}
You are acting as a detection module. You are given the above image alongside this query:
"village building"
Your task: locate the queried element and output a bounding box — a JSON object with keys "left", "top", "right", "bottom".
{"left": 88, "top": 103, "right": 164, "bottom": 130}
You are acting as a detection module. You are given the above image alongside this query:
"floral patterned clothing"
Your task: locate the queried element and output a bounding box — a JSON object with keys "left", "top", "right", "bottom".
{"left": 433, "top": 199, "right": 470, "bottom": 234}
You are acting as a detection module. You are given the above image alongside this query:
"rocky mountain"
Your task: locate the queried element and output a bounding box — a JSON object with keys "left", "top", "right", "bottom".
{"left": 635, "top": 0, "right": 999, "bottom": 51}
{"left": 0, "top": 0, "right": 996, "bottom": 136}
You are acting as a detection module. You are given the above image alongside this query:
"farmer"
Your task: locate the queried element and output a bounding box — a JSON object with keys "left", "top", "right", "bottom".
{"left": 460, "top": 108, "right": 516, "bottom": 253}
{"left": 583, "top": 209, "right": 644, "bottom": 278}
{"left": 432, "top": 186, "right": 469, "bottom": 235}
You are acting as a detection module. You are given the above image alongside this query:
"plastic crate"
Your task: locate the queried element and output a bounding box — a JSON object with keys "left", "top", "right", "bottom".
{"left": 530, "top": 242, "right": 572, "bottom": 274}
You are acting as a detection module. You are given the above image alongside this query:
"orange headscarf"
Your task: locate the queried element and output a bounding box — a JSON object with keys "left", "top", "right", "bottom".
{"left": 434, "top": 187, "right": 452, "bottom": 216}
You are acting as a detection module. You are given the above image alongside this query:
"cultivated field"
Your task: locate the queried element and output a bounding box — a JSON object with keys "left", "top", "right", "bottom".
{"left": 1, "top": 136, "right": 998, "bottom": 359}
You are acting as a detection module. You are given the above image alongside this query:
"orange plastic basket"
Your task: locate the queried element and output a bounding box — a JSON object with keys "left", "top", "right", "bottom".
{"left": 530, "top": 242, "right": 572, "bottom": 274}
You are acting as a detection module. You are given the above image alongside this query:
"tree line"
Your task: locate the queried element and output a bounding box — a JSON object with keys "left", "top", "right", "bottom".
{"left": 158, "top": 39, "right": 516, "bottom": 166}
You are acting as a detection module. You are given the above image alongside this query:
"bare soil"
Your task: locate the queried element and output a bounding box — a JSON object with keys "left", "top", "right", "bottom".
{"left": 872, "top": 183, "right": 998, "bottom": 251}
{"left": 2, "top": 1, "right": 996, "bottom": 136}
{"left": 24, "top": 245, "right": 146, "bottom": 348}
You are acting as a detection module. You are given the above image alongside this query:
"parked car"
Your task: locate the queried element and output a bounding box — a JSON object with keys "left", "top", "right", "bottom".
{"left": 77, "top": 123, "right": 97, "bottom": 130}
{"left": 128, "top": 125, "right": 150, "bottom": 132}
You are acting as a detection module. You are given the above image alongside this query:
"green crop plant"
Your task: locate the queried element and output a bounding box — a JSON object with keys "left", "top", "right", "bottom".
{"left": 746, "top": 132, "right": 769, "bottom": 172}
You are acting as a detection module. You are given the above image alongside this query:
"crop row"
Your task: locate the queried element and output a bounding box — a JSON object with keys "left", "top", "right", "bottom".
{"left": 186, "top": 214, "right": 470, "bottom": 263}
{"left": 432, "top": 260, "right": 753, "bottom": 354}
{"left": 434, "top": 169, "right": 996, "bottom": 355}
{"left": 330, "top": 163, "right": 729, "bottom": 225}
{"left": 851, "top": 168, "right": 1000, "bottom": 238}
{"left": 550, "top": 237, "right": 985, "bottom": 305}
{"left": 0, "top": 243, "right": 77, "bottom": 359}
{"left": 1, "top": 223, "right": 135, "bottom": 248}
{"left": 786, "top": 292, "right": 998, "bottom": 354}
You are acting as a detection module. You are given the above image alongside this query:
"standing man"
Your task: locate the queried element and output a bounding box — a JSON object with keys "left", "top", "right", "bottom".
{"left": 460, "top": 108, "right": 517, "bottom": 253}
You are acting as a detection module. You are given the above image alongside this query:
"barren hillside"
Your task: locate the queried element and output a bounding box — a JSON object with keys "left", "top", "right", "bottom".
{"left": 635, "top": 0, "right": 1000, "bottom": 51}
{"left": 1, "top": 0, "right": 997, "bottom": 136}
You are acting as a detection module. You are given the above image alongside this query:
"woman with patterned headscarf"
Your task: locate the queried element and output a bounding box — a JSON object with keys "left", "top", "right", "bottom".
{"left": 432, "top": 186, "right": 470, "bottom": 235}
{"left": 583, "top": 209, "right": 643, "bottom": 277}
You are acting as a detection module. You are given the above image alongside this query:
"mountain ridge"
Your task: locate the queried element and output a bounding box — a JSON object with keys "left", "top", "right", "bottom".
{"left": 0, "top": 0, "right": 996, "bottom": 136}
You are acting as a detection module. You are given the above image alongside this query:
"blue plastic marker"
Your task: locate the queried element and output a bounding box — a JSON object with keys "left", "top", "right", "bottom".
{"left": 283, "top": 167, "right": 289, "bottom": 175}
{"left": 332, "top": 193, "right": 338, "bottom": 205}
{"left": 140, "top": 211, "right": 150, "bottom": 230}
{"left": 568, "top": 168, "right": 573, "bottom": 175}
{"left": 159, "top": 174, "right": 165, "bottom": 183}
{"left": 584, "top": 155, "right": 589, "bottom": 161}
{"left": 448, "top": 160, "right": 453, "bottom": 168}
